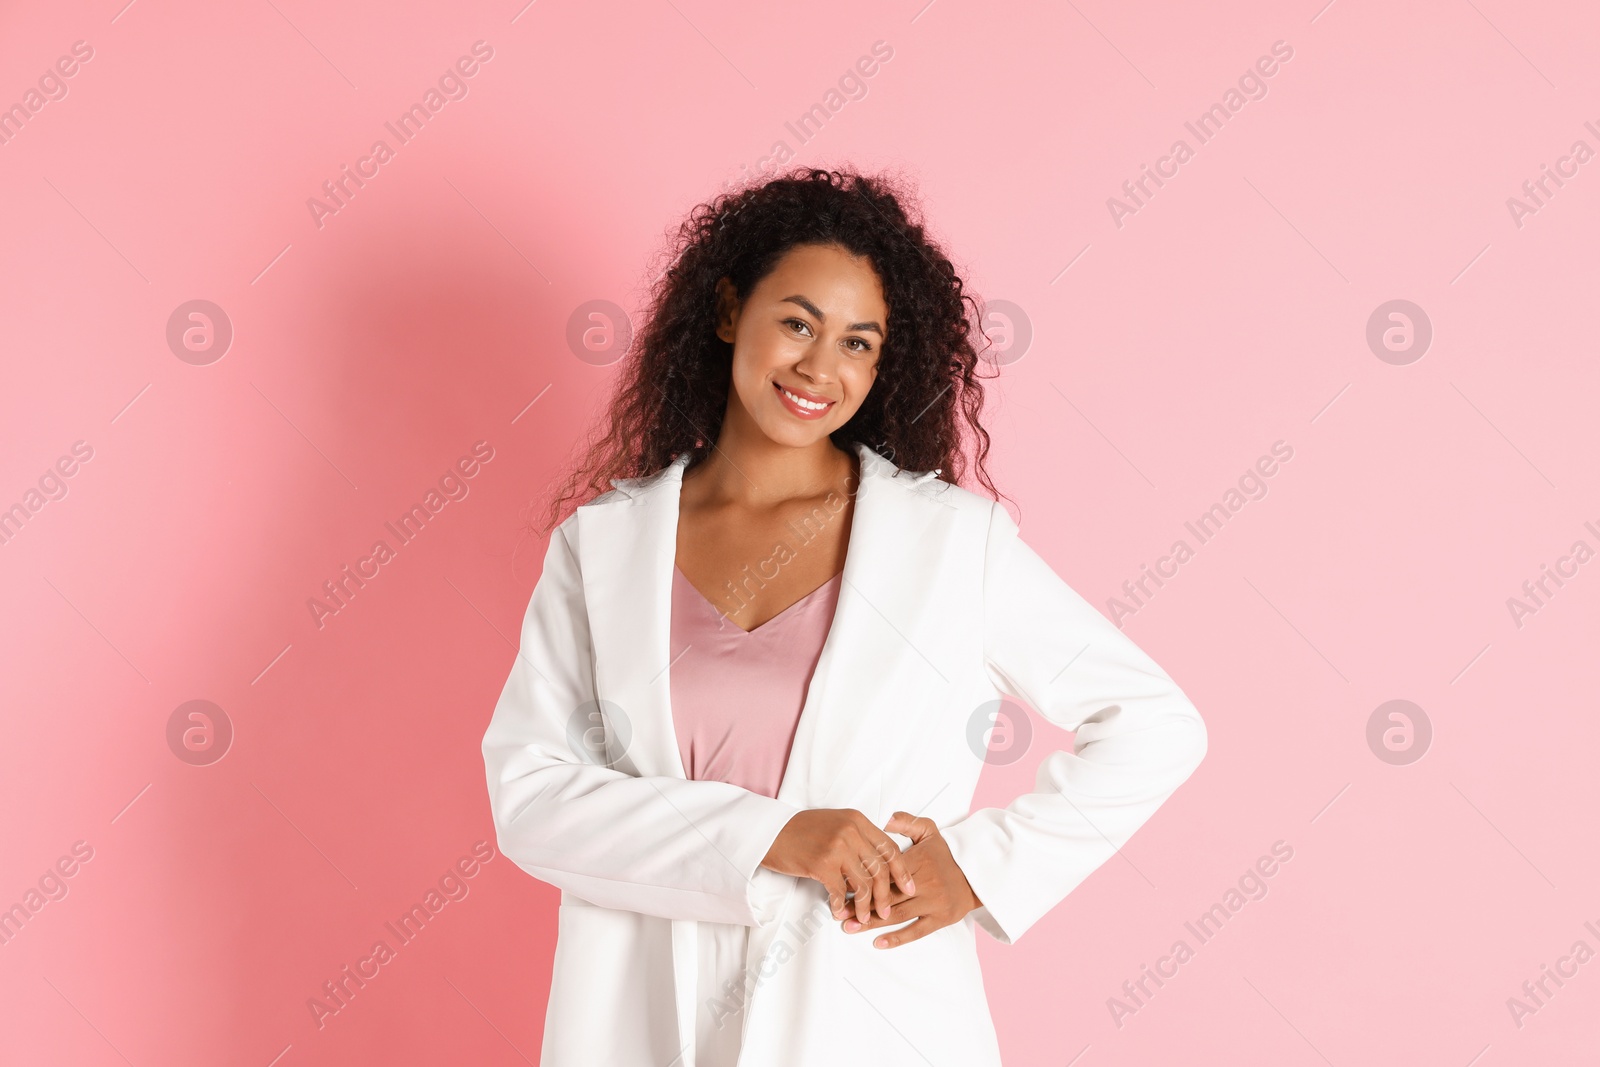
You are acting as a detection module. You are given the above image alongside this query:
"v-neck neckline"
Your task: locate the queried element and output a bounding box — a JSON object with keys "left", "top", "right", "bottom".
{"left": 674, "top": 564, "right": 842, "bottom": 636}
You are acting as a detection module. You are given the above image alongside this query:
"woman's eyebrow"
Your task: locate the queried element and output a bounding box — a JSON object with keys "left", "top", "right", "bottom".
{"left": 781, "top": 295, "right": 884, "bottom": 337}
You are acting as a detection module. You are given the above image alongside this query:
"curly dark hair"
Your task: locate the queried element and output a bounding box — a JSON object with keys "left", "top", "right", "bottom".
{"left": 530, "top": 164, "right": 1006, "bottom": 539}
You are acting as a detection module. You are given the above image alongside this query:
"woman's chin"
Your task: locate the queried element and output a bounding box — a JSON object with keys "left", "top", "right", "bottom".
{"left": 759, "top": 428, "right": 827, "bottom": 450}
{"left": 744, "top": 411, "right": 822, "bottom": 447}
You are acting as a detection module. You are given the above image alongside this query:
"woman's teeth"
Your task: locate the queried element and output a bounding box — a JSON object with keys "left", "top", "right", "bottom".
{"left": 780, "top": 386, "right": 830, "bottom": 411}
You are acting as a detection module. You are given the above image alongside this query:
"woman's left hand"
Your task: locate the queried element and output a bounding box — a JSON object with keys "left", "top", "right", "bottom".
{"left": 840, "top": 811, "right": 983, "bottom": 949}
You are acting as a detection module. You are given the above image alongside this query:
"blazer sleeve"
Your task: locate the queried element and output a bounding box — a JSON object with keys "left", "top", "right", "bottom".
{"left": 481, "top": 518, "right": 802, "bottom": 927}
{"left": 940, "top": 500, "right": 1208, "bottom": 945}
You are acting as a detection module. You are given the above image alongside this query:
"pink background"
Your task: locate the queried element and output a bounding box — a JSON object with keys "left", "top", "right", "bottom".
{"left": 3, "top": 0, "right": 1597, "bottom": 1062}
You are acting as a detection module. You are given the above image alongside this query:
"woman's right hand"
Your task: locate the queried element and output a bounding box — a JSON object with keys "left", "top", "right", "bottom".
{"left": 760, "top": 809, "right": 917, "bottom": 925}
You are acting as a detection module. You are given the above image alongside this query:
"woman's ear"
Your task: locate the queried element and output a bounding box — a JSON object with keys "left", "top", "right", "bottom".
{"left": 713, "top": 277, "right": 739, "bottom": 344}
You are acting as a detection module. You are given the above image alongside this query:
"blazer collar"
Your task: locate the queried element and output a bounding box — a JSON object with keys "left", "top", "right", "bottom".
{"left": 573, "top": 440, "right": 955, "bottom": 808}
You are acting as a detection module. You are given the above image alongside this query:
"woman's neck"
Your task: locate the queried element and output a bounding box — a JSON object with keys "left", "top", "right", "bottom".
{"left": 684, "top": 438, "right": 857, "bottom": 510}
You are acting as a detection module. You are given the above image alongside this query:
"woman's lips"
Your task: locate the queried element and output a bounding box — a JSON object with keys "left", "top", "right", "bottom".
{"left": 774, "top": 381, "right": 835, "bottom": 420}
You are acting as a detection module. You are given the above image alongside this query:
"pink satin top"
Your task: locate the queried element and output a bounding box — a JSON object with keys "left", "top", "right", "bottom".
{"left": 668, "top": 565, "right": 843, "bottom": 797}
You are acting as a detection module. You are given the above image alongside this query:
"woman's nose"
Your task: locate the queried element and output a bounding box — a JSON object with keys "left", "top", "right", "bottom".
{"left": 793, "top": 349, "right": 840, "bottom": 382}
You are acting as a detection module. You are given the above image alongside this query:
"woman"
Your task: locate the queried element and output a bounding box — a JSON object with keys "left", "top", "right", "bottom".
{"left": 481, "top": 167, "right": 1208, "bottom": 1066}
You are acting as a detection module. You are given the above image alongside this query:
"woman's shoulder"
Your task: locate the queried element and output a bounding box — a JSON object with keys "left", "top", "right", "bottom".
{"left": 571, "top": 459, "right": 686, "bottom": 512}
{"left": 884, "top": 463, "right": 999, "bottom": 522}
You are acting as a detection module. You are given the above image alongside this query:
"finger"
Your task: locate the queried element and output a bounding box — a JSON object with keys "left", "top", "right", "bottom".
{"left": 825, "top": 873, "right": 851, "bottom": 920}
{"left": 842, "top": 893, "right": 912, "bottom": 932}
{"left": 885, "top": 810, "right": 936, "bottom": 847}
{"left": 883, "top": 842, "right": 917, "bottom": 898}
{"left": 873, "top": 913, "right": 944, "bottom": 950}
{"left": 875, "top": 817, "right": 918, "bottom": 896}
{"left": 843, "top": 857, "right": 876, "bottom": 924}
{"left": 883, "top": 810, "right": 917, "bottom": 838}
{"left": 843, "top": 890, "right": 920, "bottom": 932}
{"left": 859, "top": 834, "right": 892, "bottom": 878}
{"left": 865, "top": 840, "right": 897, "bottom": 919}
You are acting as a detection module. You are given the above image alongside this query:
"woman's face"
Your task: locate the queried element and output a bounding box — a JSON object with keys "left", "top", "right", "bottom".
{"left": 715, "top": 242, "right": 887, "bottom": 450}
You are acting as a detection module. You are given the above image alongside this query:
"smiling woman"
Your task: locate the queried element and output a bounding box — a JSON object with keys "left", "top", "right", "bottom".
{"left": 483, "top": 166, "right": 1208, "bottom": 1066}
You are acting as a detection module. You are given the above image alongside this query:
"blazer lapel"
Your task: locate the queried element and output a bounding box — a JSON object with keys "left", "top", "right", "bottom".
{"left": 772, "top": 444, "right": 957, "bottom": 809}
{"left": 572, "top": 451, "right": 694, "bottom": 781}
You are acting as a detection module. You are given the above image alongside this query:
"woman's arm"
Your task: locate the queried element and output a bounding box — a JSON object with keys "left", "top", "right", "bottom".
{"left": 940, "top": 501, "right": 1209, "bottom": 945}
{"left": 481, "top": 521, "right": 801, "bottom": 926}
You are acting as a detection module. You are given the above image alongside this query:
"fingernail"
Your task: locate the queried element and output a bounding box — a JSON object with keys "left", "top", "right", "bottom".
{"left": 844, "top": 919, "right": 860, "bottom": 932}
{"left": 905, "top": 879, "right": 916, "bottom": 894}
{"left": 874, "top": 937, "right": 888, "bottom": 949}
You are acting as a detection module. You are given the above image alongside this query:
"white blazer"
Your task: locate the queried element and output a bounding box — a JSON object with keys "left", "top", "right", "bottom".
{"left": 481, "top": 440, "right": 1207, "bottom": 1066}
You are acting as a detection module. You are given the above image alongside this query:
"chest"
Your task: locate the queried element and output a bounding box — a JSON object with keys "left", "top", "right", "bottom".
{"left": 674, "top": 492, "right": 855, "bottom": 632}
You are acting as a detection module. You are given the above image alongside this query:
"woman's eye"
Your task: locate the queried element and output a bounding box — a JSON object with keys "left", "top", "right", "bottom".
{"left": 783, "top": 319, "right": 872, "bottom": 354}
